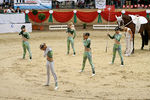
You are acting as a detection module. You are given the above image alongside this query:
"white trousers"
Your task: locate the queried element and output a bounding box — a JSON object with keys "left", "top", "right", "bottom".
{"left": 125, "top": 38, "right": 133, "bottom": 56}
{"left": 46, "top": 61, "right": 57, "bottom": 86}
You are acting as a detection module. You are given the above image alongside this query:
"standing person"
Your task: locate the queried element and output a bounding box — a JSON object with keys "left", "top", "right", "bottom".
{"left": 0, "top": 6, "right": 4, "bottom": 13}
{"left": 126, "top": 0, "right": 131, "bottom": 7}
{"left": 120, "top": 0, "right": 125, "bottom": 8}
{"left": 15, "top": 6, "right": 22, "bottom": 13}
{"left": 66, "top": 22, "right": 76, "bottom": 56}
{"left": 40, "top": 43, "right": 58, "bottom": 90}
{"left": 19, "top": 25, "right": 32, "bottom": 60}
{"left": 107, "top": 26, "right": 124, "bottom": 66}
{"left": 79, "top": 33, "right": 95, "bottom": 76}
{"left": 123, "top": 27, "right": 133, "bottom": 56}
{"left": 6, "top": 6, "right": 15, "bottom": 13}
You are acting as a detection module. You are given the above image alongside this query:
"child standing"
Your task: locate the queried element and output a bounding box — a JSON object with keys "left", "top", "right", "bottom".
{"left": 79, "top": 33, "right": 95, "bottom": 76}
{"left": 19, "top": 25, "right": 32, "bottom": 60}
{"left": 40, "top": 43, "right": 58, "bottom": 90}
{"left": 107, "top": 27, "right": 124, "bottom": 66}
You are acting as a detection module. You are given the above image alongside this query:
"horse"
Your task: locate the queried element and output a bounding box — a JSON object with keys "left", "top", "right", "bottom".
{"left": 115, "top": 14, "right": 150, "bottom": 53}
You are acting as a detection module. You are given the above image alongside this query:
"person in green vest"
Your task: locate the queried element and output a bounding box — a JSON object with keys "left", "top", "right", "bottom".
{"left": 107, "top": 26, "right": 124, "bottom": 66}
{"left": 66, "top": 22, "right": 76, "bottom": 56}
{"left": 19, "top": 25, "right": 32, "bottom": 60}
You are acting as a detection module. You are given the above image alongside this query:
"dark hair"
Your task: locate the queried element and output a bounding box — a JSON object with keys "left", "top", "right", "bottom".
{"left": 17, "top": 6, "right": 20, "bottom": 8}
{"left": 114, "top": 26, "right": 121, "bottom": 31}
{"left": 40, "top": 43, "right": 46, "bottom": 49}
{"left": 84, "top": 32, "right": 90, "bottom": 36}
{"left": 21, "top": 25, "right": 25, "bottom": 29}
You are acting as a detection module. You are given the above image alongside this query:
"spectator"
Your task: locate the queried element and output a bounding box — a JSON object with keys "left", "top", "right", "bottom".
{"left": 4, "top": 0, "right": 10, "bottom": 8}
{"left": 7, "top": 6, "right": 15, "bottom": 13}
{"left": 143, "top": 0, "right": 149, "bottom": 6}
{"left": 120, "top": 0, "right": 125, "bottom": 8}
{"left": 126, "top": 0, "right": 131, "bottom": 7}
{"left": 132, "top": 0, "right": 138, "bottom": 6}
{"left": 71, "top": 1, "right": 75, "bottom": 9}
{"left": 113, "top": 0, "right": 119, "bottom": 8}
{"left": 15, "top": 6, "right": 22, "bottom": 13}
{"left": 0, "top": 6, "right": 4, "bottom": 13}
{"left": 0, "top": 1, "right": 3, "bottom": 7}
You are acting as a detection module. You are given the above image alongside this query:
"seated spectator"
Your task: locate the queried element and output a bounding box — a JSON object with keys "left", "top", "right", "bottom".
{"left": 0, "top": 1, "right": 3, "bottom": 7}
{"left": 0, "top": 6, "right": 4, "bottom": 13}
{"left": 4, "top": 0, "right": 10, "bottom": 8}
{"left": 15, "top": 6, "right": 22, "bottom": 13}
{"left": 7, "top": 6, "right": 15, "bottom": 13}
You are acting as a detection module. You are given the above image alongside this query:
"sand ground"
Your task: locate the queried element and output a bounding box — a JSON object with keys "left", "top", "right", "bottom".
{"left": 0, "top": 30, "right": 150, "bottom": 100}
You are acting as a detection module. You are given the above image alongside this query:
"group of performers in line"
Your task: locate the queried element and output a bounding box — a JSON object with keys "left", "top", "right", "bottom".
{"left": 19, "top": 22, "right": 133, "bottom": 90}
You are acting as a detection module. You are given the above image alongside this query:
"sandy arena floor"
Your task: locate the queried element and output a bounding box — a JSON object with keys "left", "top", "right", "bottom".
{"left": 0, "top": 30, "right": 150, "bottom": 100}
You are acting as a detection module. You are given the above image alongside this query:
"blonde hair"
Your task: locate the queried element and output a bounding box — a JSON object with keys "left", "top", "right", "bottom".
{"left": 68, "top": 22, "right": 75, "bottom": 30}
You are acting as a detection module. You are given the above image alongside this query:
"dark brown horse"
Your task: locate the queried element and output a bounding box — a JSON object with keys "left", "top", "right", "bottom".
{"left": 116, "top": 14, "right": 150, "bottom": 53}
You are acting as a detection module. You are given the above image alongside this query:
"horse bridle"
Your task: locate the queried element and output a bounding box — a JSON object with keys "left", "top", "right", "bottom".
{"left": 124, "top": 20, "right": 133, "bottom": 27}
{"left": 118, "top": 17, "right": 133, "bottom": 28}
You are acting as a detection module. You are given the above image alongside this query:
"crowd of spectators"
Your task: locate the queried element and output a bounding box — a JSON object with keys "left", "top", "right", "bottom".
{"left": 0, "top": 6, "right": 22, "bottom": 13}
{"left": 107, "top": 0, "right": 150, "bottom": 8}
{"left": 0, "top": 0, "right": 23, "bottom": 14}
{"left": 52, "top": 0, "right": 95, "bottom": 9}
{"left": 52, "top": 0, "right": 150, "bottom": 9}
{"left": 0, "top": 0, "right": 150, "bottom": 10}
{"left": 0, "top": 0, "right": 14, "bottom": 9}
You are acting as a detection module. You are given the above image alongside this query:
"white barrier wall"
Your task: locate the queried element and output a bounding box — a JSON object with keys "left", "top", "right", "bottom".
{"left": 0, "top": 23, "right": 32, "bottom": 34}
{"left": 0, "top": 13, "right": 25, "bottom": 24}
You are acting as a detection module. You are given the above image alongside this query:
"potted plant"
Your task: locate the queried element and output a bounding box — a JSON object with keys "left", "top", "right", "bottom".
{"left": 32, "top": 9, "right": 38, "bottom": 30}
{"left": 38, "top": 13, "right": 46, "bottom": 30}
{"left": 83, "top": 23, "right": 87, "bottom": 29}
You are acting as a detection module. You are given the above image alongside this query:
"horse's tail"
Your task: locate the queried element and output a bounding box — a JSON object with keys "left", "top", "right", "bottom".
{"left": 144, "top": 29, "right": 149, "bottom": 45}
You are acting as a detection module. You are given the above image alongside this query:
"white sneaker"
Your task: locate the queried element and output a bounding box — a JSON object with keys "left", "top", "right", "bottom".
{"left": 109, "top": 62, "right": 113, "bottom": 65}
{"left": 73, "top": 54, "right": 75, "bottom": 56}
{"left": 92, "top": 74, "right": 95, "bottom": 77}
{"left": 125, "top": 54, "right": 129, "bottom": 56}
{"left": 55, "top": 86, "right": 58, "bottom": 90}
{"left": 79, "top": 70, "right": 83, "bottom": 73}
{"left": 120, "top": 64, "right": 124, "bottom": 67}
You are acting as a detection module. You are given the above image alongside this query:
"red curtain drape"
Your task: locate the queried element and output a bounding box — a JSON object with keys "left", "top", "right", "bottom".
{"left": 28, "top": 11, "right": 50, "bottom": 23}
{"left": 76, "top": 11, "right": 98, "bottom": 23}
{"left": 125, "top": 11, "right": 146, "bottom": 17}
{"left": 101, "top": 11, "right": 122, "bottom": 22}
{"left": 27, "top": 10, "right": 147, "bottom": 23}
{"left": 53, "top": 11, "right": 74, "bottom": 23}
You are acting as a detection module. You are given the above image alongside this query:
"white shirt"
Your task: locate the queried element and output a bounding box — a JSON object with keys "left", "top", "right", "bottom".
{"left": 125, "top": 28, "right": 131, "bottom": 39}
{"left": 0, "top": 1, "right": 3, "bottom": 4}
{"left": 44, "top": 47, "right": 52, "bottom": 57}
{"left": 7, "top": 9, "right": 15, "bottom": 13}
{"left": 7, "top": 9, "right": 12, "bottom": 13}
